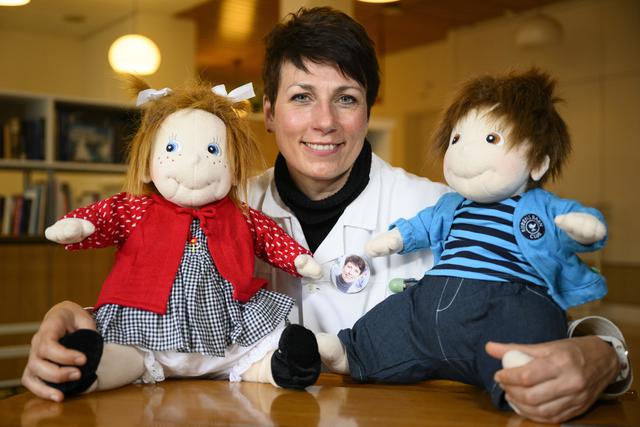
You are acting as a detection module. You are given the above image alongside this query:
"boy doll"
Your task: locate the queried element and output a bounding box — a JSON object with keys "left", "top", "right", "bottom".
{"left": 317, "top": 69, "right": 607, "bottom": 410}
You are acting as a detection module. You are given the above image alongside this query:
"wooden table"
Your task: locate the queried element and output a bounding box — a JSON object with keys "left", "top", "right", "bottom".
{"left": 1, "top": 374, "right": 637, "bottom": 426}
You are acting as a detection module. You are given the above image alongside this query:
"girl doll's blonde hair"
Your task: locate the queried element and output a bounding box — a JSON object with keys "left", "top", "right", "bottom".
{"left": 123, "top": 76, "right": 263, "bottom": 207}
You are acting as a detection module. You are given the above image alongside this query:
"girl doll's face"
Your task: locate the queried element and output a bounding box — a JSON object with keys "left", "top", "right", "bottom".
{"left": 443, "top": 107, "right": 548, "bottom": 204}
{"left": 146, "top": 108, "right": 233, "bottom": 208}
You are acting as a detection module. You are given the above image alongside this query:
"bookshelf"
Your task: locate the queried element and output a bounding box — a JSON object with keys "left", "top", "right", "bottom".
{"left": 0, "top": 89, "right": 137, "bottom": 240}
{"left": 0, "top": 89, "right": 135, "bottom": 387}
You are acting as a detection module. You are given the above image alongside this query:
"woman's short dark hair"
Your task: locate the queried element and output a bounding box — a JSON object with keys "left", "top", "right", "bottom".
{"left": 262, "top": 7, "right": 380, "bottom": 117}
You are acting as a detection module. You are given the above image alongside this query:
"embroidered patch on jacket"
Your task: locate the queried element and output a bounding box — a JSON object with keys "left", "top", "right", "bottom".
{"left": 519, "top": 214, "right": 545, "bottom": 240}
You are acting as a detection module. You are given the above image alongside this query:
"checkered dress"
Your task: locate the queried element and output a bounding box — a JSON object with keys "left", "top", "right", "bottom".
{"left": 95, "top": 219, "right": 294, "bottom": 357}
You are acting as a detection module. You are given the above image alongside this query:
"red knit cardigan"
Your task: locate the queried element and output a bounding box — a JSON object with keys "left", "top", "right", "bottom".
{"left": 63, "top": 193, "right": 310, "bottom": 314}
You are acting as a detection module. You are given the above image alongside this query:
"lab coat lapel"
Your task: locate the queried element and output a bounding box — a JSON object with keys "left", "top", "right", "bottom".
{"left": 259, "top": 175, "right": 310, "bottom": 250}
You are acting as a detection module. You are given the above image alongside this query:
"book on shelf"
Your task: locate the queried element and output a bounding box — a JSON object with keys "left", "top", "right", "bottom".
{"left": 0, "top": 116, "right": 45, "bottom": 161}
{"left": 0, "top": 178, "right": 124, "bottom": 239}
{"left": 0, "top": 182, "right": 49, "bottom": 238}
{"left": 1, "top": 195, "right": 14, "bottom": 236}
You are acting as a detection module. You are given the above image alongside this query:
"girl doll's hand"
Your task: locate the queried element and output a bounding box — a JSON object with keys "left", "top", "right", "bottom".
{"left": 365, "top": 229, "right": 404, "bottom": 257}
{"left": 294, "top": 254, "right": 323, "bottom": 279}
{"left": 45, "top": 218, "right": 96, "bottom": 244}
{"left": 554, "top": 213, "right": 606, "bottom": 245}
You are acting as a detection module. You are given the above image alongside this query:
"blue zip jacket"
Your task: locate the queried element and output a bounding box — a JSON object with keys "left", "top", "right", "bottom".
{"left": 391, "top": 188, "right": 607, "bottom": 309}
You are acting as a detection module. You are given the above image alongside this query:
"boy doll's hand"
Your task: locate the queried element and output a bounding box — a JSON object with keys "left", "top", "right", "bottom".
{"left": 365, "top": 229, "right": 404, "bottom": 257}
{"left": 294, "top": 254, "right": 323, "bottom": 280}
{"left": 554, "top": 213, "right": 606, "bottom": 245}
{"left": 45, "top": 218, "right": 95, "bottom": 244}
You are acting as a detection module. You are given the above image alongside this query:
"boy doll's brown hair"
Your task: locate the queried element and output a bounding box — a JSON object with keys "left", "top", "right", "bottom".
{"left": 432, "top": 68, "right": 571, "bottom": 188}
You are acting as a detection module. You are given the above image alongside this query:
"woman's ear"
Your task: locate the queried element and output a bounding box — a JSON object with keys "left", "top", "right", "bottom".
{"left": 530, "top": 155, "right": 550, "bottom": 182}
{"left": 263, "top": 95, "right": 274, "bottom": 133}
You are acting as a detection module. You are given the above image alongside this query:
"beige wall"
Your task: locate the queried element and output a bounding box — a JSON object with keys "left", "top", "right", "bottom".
{"left": 373, "top": 0, "right": 640, "bottom": 264}
{"left": 0, "top": 12, "right": 196, "bottom": 101}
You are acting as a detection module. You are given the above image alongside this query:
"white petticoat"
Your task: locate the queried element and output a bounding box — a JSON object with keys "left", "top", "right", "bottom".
{"left": 136, "top": 323, "right": 284, "bottom": 384}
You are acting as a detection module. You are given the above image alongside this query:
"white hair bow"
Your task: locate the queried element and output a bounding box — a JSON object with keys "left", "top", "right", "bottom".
{"left": 136, "top": 87, "right": 172, "bottom": 106}
{"left": 211, "top": 82, "right": 255, "bottom": 103}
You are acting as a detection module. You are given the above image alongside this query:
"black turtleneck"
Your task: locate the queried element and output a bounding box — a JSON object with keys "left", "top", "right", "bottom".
{"left": 274, "top": 141, "right": 372, "bottom": 253}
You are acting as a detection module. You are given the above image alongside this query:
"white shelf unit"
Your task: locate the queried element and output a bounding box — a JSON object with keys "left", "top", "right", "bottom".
{"left": 0, "top": 88, "right": 135, "bottom": 172}
{"left": 0, "top": 89, "right": 135, "bottom": 239}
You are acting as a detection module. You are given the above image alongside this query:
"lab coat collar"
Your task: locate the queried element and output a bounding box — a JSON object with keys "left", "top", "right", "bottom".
{"left": 261, "top": 169, "right": 294, "bottom": 220}
{"left": 261, "top": 154, "right": 382, "bottom": 228}
{"left": 259, "top": 155, "right": 383, "bottom": 264}
{"left": 338, "top": 153, "right": 381, "bottom": 231}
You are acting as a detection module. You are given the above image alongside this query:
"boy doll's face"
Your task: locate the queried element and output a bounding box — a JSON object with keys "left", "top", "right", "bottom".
{"left": 146, "top": 108, "right": 233, "bottom": 208}
{"left": 443, "top": 107, "right": 548, "bottom": 204}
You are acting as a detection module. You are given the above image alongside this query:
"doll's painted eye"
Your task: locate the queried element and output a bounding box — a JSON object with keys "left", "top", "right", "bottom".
{"left": 207, "top": 143, "right": 221, "bottom": 156}
{"left": 165, "top": 140, "right": 181, "bottom": 152}
{"left": 451, "top": 133, "right": 460, "bottom": 145}
{"left": 485, "top": 132, "right": 503, "bottom": 145}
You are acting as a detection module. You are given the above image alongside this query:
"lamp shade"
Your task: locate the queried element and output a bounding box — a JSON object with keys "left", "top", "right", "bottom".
{"left": 0, "top": 0, "right": 30, "bottom": 5}
{"left": 108, "top": 34, "right": 161, "bottom": 75}
{"left": 515, "top": 14, "right": 564, "bottom": 48}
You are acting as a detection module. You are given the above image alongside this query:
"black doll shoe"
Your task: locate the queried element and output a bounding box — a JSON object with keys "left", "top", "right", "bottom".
{"left": 271, "top": 324, "right": 321, "bottom": 390}
{"left": 45, "top": 329, "right": 104, "bottom": 397}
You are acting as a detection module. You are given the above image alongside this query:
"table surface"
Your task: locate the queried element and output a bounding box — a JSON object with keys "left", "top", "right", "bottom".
{"left": 1, "top": 373, "right": 638, "bottom": 426}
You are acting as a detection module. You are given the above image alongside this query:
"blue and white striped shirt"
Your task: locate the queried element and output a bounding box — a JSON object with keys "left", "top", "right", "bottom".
{"left": 427, "top": 196, "right": 545, "bottom": 286}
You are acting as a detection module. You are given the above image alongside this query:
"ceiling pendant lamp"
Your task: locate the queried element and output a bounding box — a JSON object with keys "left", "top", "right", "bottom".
{"left": 0, "top": 0, "right": 31, "bottom": 5}
{"left": 515, "top": 12, "right": 564, "bottom": 48}
{"left": 108, "top": 0, "right": 161, "bottom": 75}
{"left": 108, "top": 34, "right": 161, "bottom": 75}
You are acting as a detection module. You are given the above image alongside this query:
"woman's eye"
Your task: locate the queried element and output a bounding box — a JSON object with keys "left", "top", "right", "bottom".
{"left": 451, "top": 133, "right": 460, "bottom": 144}
{"left": 338, "top": 95, "right": 357, "bottom": 105}
{"left": 291, "top": 93, "right": 310, "bottom": 102}
{"left": 165, "top": 140, "right": 180, "bottom": 152}
{"left": 207, "top": 143, "right": 221, "bottom": 156}
{"left": 485, "top": 132, "right": 503, "bottom": 145}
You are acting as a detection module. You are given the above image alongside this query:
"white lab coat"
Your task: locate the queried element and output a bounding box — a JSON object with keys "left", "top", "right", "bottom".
{"left": 247, "top": 154, "right": 450, "bottom": 334}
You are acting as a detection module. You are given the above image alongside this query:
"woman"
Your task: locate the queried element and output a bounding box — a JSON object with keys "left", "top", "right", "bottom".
{"left": 23, "top": 7, "right": 630, "bottom": 424}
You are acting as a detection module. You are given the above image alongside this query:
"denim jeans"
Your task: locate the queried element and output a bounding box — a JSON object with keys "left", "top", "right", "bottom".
{"left": 338, "top": 276, "right": 568, "bottom": 409}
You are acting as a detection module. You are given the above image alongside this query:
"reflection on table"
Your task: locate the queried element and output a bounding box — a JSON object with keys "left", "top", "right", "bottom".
{"left": 1, "top": 373, "right": 637, "bottom": 426}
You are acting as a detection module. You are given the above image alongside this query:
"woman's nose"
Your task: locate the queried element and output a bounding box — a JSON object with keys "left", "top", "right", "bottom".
{"left": 311, "top": 102, "right": 337, "bottom": 134}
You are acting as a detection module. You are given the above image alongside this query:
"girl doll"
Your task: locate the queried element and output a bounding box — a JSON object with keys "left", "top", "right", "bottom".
{"left": 317, "top": 69, "right": 608, "bottom": 410}
{"left": 44, "top": 78, "right": 323, "bottom": 397}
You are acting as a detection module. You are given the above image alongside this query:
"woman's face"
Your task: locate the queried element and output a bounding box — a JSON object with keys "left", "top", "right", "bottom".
{"left": 264, "top": 60, "right": 368, "bottom": 194}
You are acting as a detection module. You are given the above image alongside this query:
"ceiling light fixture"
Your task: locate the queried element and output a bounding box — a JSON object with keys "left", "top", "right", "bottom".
{"left": 109, "top": 34, "right": 161, "bottom": 75}
{"left": 108, "top": 0, "right": 161, "bottom": 75}
{"left": 0, "top": 0, "right": 31, "bottom": 6}
{"left": 515, "top": 11, "right": 564, "bottom": 48}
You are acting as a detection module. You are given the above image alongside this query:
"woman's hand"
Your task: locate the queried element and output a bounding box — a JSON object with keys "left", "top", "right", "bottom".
{"left": 21, "top": 301, "right": 96, "bottom": 401}
{"left": 486, "top": 336, "right": 619, "bottom": 423}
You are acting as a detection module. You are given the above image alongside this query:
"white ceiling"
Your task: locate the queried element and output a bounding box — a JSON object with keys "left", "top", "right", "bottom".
{"left": 0, "top": 0, "right": 207, "bottom": 38}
